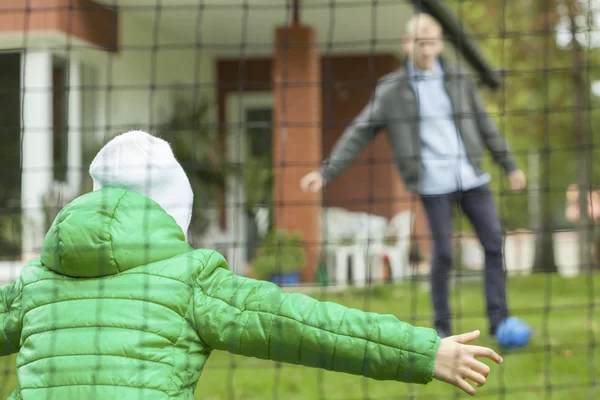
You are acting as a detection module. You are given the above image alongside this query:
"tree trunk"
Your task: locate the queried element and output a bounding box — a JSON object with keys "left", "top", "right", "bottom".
{"left": 533, "top": 0, "right": 558, "bottom": 273}
{"left": 531, "top": 149, "right": 558, "bottom": 273}
{"left": 533, "top": 150, "right": 558, "bottom": 273}
{"left": 565, "top": 0, "right": 595, "bottom": 271}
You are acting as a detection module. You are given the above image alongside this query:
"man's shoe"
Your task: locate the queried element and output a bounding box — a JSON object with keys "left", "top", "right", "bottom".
{"left": 490, "top": 324, "right": 498, "bottom": 338}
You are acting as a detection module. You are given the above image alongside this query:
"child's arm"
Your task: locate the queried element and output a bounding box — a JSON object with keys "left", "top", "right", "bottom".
{"left": 191, "top": 251, "right": 440, "bottom": 384}
{"left": 0, "top": 279, "right": 23, "bottom": 356}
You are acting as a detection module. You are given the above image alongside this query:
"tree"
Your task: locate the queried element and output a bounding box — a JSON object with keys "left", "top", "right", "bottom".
{"left": 531, "top": 0, "right": 559, "bottom": 273}
{"left": 563, "top": 0, "right": 595, "bottom": 271}
{"left": 451, "top": 0, "right": 600, "bottom": 272}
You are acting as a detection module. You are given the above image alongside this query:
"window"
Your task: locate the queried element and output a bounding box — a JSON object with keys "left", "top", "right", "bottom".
{"left": 245, "top": 107, "right": 272, "bottom": 159}
{"left": 0, "top": 53, "right": 22, "bottom": 257}
{"left": 53, "top": 57, "right": 68, "bottom": 182}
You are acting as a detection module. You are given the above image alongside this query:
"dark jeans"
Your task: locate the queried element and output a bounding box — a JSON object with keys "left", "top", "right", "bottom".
{"left": 421, "top": 184, "right": 508, "bottom": 335}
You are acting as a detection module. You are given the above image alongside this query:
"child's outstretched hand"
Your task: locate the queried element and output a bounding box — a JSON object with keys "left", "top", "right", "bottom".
{"left": 433, "top": 330, "right": 503, "bottom": 396}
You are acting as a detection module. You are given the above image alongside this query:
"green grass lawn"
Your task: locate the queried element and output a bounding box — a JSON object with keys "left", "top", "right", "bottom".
{"left": 1, "top": 273, "right": 598, "bottom": 399}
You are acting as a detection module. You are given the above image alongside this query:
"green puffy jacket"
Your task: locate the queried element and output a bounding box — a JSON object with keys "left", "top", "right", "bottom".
{"left": 0, "top": 188, "right": 441, "bottom": 399}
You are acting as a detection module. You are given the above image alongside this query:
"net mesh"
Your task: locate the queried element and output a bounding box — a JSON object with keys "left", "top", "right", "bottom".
{"left": 0, "top": 0, "right": 598, "bottom": 399}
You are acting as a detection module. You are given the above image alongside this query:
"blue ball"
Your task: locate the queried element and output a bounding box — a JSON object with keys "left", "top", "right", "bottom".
{"left": 496, "top": 317, "right": 531, "bottom": 349}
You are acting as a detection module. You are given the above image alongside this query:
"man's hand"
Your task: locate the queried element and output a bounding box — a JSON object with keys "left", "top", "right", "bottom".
{"left": 433, "top": 330, "right": 503, "bottom": 396}
{"left": 508, "top": 170, "right": 526, "bottom": 192}
{"left": 300, "top": 171, "right": 326, "bottom": 193}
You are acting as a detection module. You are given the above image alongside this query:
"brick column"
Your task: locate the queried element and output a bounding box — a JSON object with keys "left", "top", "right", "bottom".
{"left": 272, "top": 25, "right": 322, "bottom": 282}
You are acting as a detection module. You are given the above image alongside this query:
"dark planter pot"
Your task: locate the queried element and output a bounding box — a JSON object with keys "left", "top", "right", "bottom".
{"left": 270, "top": 271, "right": 301, "bottom": 287}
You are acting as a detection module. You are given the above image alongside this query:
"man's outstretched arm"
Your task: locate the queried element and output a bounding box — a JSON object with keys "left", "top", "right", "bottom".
{"left": 468, "top": 77, "right": 527, "bottom": 191}
{"left": 320, "top": 85, "right": 388, "bottom": 183}
{"left": 467, "top": 77, "right": 518, "bottom": 174}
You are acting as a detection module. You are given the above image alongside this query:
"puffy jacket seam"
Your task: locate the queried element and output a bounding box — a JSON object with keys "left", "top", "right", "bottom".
{"left": 330, "top": 308, "right": 348, "bottom": 369}
{"left": 423, "top": 336, "right": 440, "bottom": 383}
{"left": 121, "top": 272, "right": 193, "bottom": 288}
{"left": 266, "top": 295, "right": 288, "bottom": 359}
{"left": 236, "top": 287, "right": 251, "bottom": 353}
{"left": 22, "top": 296, "right": 183, "bottom": 322}
{"left": 393, "top": 341, "right": 403, "bottom": 381}
{"left": 22, "top": 325, "right": 176, "bottom": 346}
{"left": 189, "top": 251, "right": 224, "bottom": 352}
{"left": 19, "top": 383, "right": 168, "bottom": 394}
{"left": 170, "top": 290, "right": 197, "bottom": 396}
{"left": 235, "top": 309, "right": 250, "bottom": 355}
{"left": 17, "top": 352, "right": 174, "bottom": 370}
{"left": 393, "top": 333, "right": 438, "bottom": 382}
{"left": 225, "top": 277, "right": 249, "bottom": 354}
{"left": 191, "top": 250, "right": 230, "bottom": 338}
{"left": 230, "top": 283, "right": 260, "bottom": 354}
{"left": 361, "top": 318, "right": 377, "bottom": 377}
{"left": 232, "top": 279, "right": 248, "bottom": 310}
{"left": 188, "top": 288, "right": 210, "bottom": 349}
{"left": 210, "top": 273, "right": 237, "bottom": 342}
{"left": 56, "top": 211, "right": 66, "bottom": 275}
{"left": 10, "top": 386, "right": 21, "bottom": 399}
{"left": 298, "top": 300, "right": 318, "bottom": 364}
{"left": 106, "top": 191, "right": 128, "bottom": 273}
{"left": 194, "top": 251, "right": 216, "bottom": 284}
{"left": 21, "top": 272, "right": 194, "bottom": 290}
{"left": 21, "top": 278, "right": 57, "bottom": 290}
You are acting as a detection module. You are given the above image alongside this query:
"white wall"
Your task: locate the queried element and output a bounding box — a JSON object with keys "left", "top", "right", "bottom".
{"left": 77, "top": 12, "right": 217, "bottom": 148}
{"left": 20, "top": 51, "right": 53, "bottom": 259}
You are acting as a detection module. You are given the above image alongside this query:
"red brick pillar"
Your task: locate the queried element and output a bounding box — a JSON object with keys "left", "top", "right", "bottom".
{"left": 272, "top": 25, "right": 322, "bottom": 283}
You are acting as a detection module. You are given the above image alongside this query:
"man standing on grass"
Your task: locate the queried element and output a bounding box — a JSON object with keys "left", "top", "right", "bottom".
{"left": 300, "top": 13, "right": 526, "bottom": 339}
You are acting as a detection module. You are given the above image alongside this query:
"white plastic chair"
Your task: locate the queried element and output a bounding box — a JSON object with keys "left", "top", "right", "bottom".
{"left": 369, "top": 210, "right": 414, "bottom": 283}
{"left": 321, "top": 207, "right": 387, "bottom": 287}
{"left": 332, "top": 243, "right": 369, "bottom": 287}
{"left": 321, "top": 207, "right": 357, "bottom": 285}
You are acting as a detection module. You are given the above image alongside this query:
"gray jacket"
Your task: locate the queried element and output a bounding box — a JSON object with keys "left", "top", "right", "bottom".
{"left": 320, "top": 59, "right": 517, "bottom": 194}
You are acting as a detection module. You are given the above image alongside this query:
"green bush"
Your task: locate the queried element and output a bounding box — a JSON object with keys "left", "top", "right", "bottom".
{"left": 158, "top": 96, "right": 225, "bottom": 239}
{"left": 0, "top": 215, "right": 21, "bottom": 259}
{"left": 251, "top": 230, "right": 305, "bottom": 280}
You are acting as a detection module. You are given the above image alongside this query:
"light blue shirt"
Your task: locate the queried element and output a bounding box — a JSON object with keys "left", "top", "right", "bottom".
{"left": 408, "top": 60, "right": 490, "bottom": 195}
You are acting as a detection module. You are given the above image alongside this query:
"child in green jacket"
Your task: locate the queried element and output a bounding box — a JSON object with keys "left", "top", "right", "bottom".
{"left": 0, "top": 131, "right": 502, "bottom": 399}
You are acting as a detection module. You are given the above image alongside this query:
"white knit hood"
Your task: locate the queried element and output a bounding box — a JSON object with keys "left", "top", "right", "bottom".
{"left": 89, "top": 130, "right": 194, "bottom": 238}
